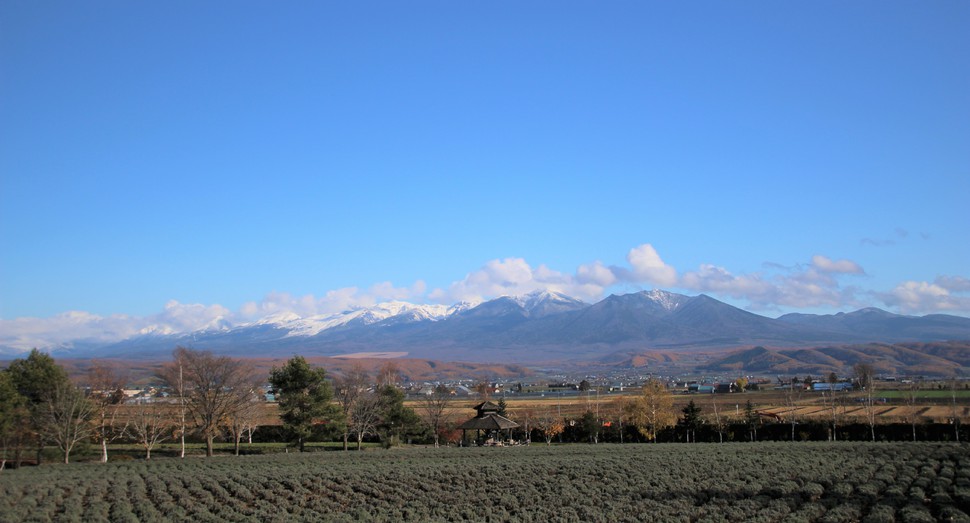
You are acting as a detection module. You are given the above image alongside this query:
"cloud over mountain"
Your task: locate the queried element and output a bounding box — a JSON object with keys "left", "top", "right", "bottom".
{"left": 881, "top": 277, "right": 970, "bottom": 315}
{"left": 3, "top": 243, "right": 968, "bottom": 354}
{"left": 625, "top": 244, "right": 678, "bottom": 286}
{"left": 431, "top": 243, "right": 679, "bottom": 304}
{"left": 811, "top": 255, "right": 864, "bottom": 275}
{"left": 6, "top": 289, "right": 970, "bottom": 364}
{"left": 0, "top": 301, "right": 230, "bottom": 352}
{"left": 238, "top": 281, "right": 428, "bottom": 320}
{"left": 678, "top": 254, "right": 867, "bottom": 311}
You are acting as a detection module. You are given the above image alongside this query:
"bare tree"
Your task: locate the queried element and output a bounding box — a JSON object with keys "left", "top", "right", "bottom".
{"left": 853, "top": 362, "right": 877, "bottom": 442}
{"left": 226, "top": 390, "right": 263, "bottom": 456}
{"left": 334, "top": 365, "right": 369, "bottom": 451}
{"left": 519, "top": 409, "right": 531, "bottom": 445}
{"left": 606, "top": 398, "right": 629, "bottom": 444}
{"left": 420, "top": 384, "right": 453, "bottom": 448}
{"left": 532, "top": 409, "right": 565, "bottom": 446}
{"left": 128, "top": 401, "right": 173, "bottom": 459}
{"left": 376, "top": 362, "right": 401, "bottom": 388}
{"left": 710, "top": 393, "right": 725, "bottom": 443}
{"left": 171, "top": 355, "right": 188, "bottom": 458}
{"left": 827, "top": 372, "right": 840, "bottom": 441}
{"left": 906, "top": 378, "right": 921, "bottom": 442}
{"left": 159, "top": 347, "right": 259, "bottom": 457}
{"left": 41, "top": 380, "right": 95, "bottom": 464}
{"left": 87, "top": 362, "right": 128, "bottom": 463}
{"left": 473, "top": 381, "right": 492, "bottom": 401}
{"left": 949, "top": 373, "right": 961, "bottom": 443}
{"left": 631, "top": 379, "right": 674, "bottom": 443}
{"left": 782, "top": 376, "right": 803, "bottom": 442}
{"left": 349, "top": 390, "right": 384, "bottom": 451}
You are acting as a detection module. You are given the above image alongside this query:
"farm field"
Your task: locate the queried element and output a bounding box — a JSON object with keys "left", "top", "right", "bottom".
{"left": 490, "top": 390, "right": 970, "bottom": 425}
{"left": 2, "top": 442, "right": 968, "bottom": 522}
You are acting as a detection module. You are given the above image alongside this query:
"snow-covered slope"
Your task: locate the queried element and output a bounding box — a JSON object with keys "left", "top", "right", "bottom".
{"left": 7, "top": 289, "right": 970, "bottom": 361}
{"left": 639, "top": 289, "right": 692, "bottom": 312}
{"left": 511, "top": 290, "right": 588, "bottom": 317}
{"left": 227, "top": 301, "right": 480, "bottom": 339}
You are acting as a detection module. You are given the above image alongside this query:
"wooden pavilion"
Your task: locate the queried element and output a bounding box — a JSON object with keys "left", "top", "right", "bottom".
{"left": 458, "top": 401, "right": 519, "bottom": 446}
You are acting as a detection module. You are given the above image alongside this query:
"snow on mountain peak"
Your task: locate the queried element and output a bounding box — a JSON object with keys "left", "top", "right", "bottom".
{"left": 253, "top": 311, "right": 303, "bottom": 327}
{"left": 501, "top": 289, "right": 587, "bottom": 317}
{"left": 138, "top": 324, "right": 176, "bottom": 336}
{"left": 448, "top": 301, "right": 480, "bottom": 315}
{"left": 278, "top": 301, "right": 462, "bottom": 338}
{"left": 507, "top": 289, "right": 571, "bottom": 307}
{"left": 641, "top": 289, "right": 690, "bottom": 312}
{"left": 199, "top": 316, "right": 232, "bottom": 332}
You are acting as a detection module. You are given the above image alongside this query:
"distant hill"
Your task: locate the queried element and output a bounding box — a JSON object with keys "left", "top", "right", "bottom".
{"left": 702, "top": 341, "right": 970, "bottom": 376}
{"left": 777, "top": 308, "right": 970, "bottom": 340}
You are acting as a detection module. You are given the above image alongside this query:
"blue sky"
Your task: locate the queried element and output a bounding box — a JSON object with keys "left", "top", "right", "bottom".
{"left": 1, "top": 2, "right": 968, "bottom": 346}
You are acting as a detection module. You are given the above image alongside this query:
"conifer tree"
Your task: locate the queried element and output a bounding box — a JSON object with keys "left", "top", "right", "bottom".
{"left": 269, "top": 356, "right": 339, "bottom": 452}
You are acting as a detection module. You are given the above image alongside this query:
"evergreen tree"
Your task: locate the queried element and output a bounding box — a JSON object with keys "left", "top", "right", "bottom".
{"left": 579, "top": 410, "right": 600, "bottom": 444}
{"left": 268, "top": 356, "right": 340, "bottom": 452}
{"left": 496, "top": 396, "right": 509, "bottom": 417}
{"left": 377, "top": 385, "right": 422, "bottom": 446}
{"left": 5, "top": 349, "right": 72, "bottom": 465}
{"left": 680, "top": 400, "right": 703, "bottom": 443}
{"left": 6, "top": 349, "right": 69, "bottom": 405}
{"left": 0, "top": 372, "right": 29, "bottom": 470}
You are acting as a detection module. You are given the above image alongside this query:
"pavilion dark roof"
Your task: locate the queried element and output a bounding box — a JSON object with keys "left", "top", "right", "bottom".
{"left": 457, "top": 413, "right": 519, "bottom": 431}
{"left": 472, "top": 401, "right": 501, "bottom": 413}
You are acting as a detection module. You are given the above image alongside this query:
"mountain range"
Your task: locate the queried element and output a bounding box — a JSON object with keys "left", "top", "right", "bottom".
{"left": 11, "top": 290, "right": 970, "bottom": 369}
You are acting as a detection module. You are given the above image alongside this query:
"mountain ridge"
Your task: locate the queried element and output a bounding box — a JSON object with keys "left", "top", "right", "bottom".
{"left": 3, "top": 290, "right": 970, "bottom": 364}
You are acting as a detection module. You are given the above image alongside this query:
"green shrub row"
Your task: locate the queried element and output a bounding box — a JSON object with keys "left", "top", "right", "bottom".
{"left": 2, "top": 442, "right": 968, "bottom": 522}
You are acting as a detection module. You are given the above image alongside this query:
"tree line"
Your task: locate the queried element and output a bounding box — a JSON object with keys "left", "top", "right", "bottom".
{"left": 0, "top": 347, "right": 444, "bottom": 468}
{"left": 2, "top": 349, "right": 965, "bottom": 469}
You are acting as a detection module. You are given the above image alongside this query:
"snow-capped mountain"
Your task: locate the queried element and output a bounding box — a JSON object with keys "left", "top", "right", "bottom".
{"left": 269, "top": 301, "right": 467, "bottom": 337}
{"left": 511, "top": 290, "right": 588, "bottom": 318}
{"left": 4, "top": 290, "right": 970, "bottom": 362}
{"left": 639, "top": 289, "right": 692, "bottom": 312}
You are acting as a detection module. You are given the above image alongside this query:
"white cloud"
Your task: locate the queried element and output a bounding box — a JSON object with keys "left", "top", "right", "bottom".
{"left": 576, "top": 261, "right": 617, "bottom": 287}
{"left": 427, "top": 244, "right": 681, "bottom": 304}
{"left": 626, "top": 244, "right": 678, "bottom": 286}
{"left": 881, "top": 280, "right": 970, "bottom": 315}
{"left": 151, "top": 300, "right": 232, "bottom": 332}
{"left": 0, "top": 301, "right": 233, "bottom": 353}
{"left": 430, "top": 243, "right": 676, "bottom": 304}
{"left": 1, "top": 281, "right": 432, "bottom": 353}
{"left": 0, "top": 312, "right": 129, "bottom": 351}
{"left": 430, "top": 257, "right": 555, "bottom": 303}
{"left": 240, "top": 291, "right": 332, "bottom": 318}
{"left": 679, "top": 255, "right": 865, "bottom": 311}
{"left": 680, "top": 264, "right": 773, "bottom": 298}
{"left": 811, "top": 255, "right": 864, "bottom": 275}
{"left": 936, "top": 275, "right": 970, "bottom": 292}
{"left": 6, "top": 244, "right": 965, "bottom": 353}
{"left": 238, "top": 281, "right": 428, "bottom": 320}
